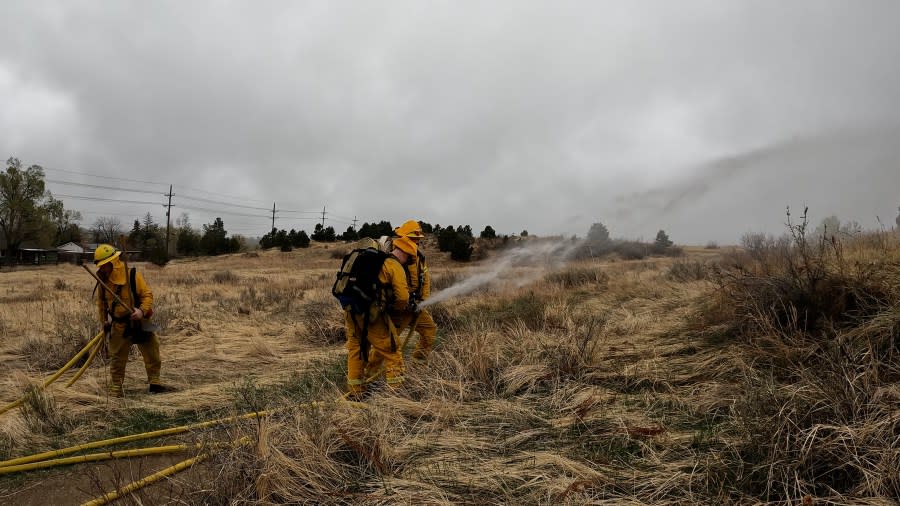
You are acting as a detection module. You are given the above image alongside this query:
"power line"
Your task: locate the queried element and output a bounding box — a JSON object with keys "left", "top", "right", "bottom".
{"left": 42, "top": 166, "right": 169, "bottom": 187}
{"left": 42, "top": 164, "right": 271, "bottom": 206}
{"left": 46, "top": 179, "right": 164, "bottom": 195}
{"left": 54, "top": 193, "right": 164, "bottom": 206}
{"left": 170, "top": 184, "right": 272, "bottom": 206}
{"left": 177, "top": 193, "right": 273, "bottom": 211}
{"left": 171, "top": 204, "right": 271, "bottom": 219}
{"left": 43, "top": 166, "right": 359, "bottom": 229}
{"left": 277, "top": 209, "right": 321, "bottom": 214}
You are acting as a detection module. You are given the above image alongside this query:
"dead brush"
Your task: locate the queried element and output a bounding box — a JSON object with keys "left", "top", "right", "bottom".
{"left": 665, "top": 259, "right": 711, "bottom": 282}
{"left": 20, "top": 384, "right": 74, "bottom": 436}
{"left": 20, "top": 307, "right": 94, "bottom": 371}
{"left": 195, "top": 402, "right": 395, "bottom": 504}
{"left": 299, "top": 297, "right": 345, "bottom": 345}
{"left": 431, "top": 270, "right": 461, "bottom": 292}
{"left": 709, "top": 208, "right": 900, "bottom": 502}
{"left": 713, "top": 208, "right": 897, "bottom": 337}
{"left": 544, "top": 264, "right": 609, "bottom": 289}
{"left": 239, "top": 284, "right": 305, "bottom": 313}
{"left": 211, "top": 270, "right": 239, "bottom": 284}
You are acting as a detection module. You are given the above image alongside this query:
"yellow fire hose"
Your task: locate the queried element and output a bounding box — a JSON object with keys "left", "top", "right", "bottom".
{"left": 399, "top": 310, "right": 423, "bottom": 352}
{"left": 2, "top": 443, "right": 197, "bottom": 475}
{"left": 65, "top": 333, "right": 105, "bottom": 388}
{"left": 81, "top": 454, "right": 207, "bottom": 506}
{"left": 0, "top": 437, "right": 253, "bottom": 475}
{"left": 0, "top": 399, "right": 365, "bottom": 470}
{"left": 0, "top": 330, "right": 105, "bottom": 416}
{"left": 0, "top": 395, "right": 364, "bottom": 503}
{"left": 0, "top": 410, "right": 271, "bottom": 469}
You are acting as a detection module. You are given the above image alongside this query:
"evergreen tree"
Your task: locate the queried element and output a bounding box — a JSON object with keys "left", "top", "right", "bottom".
{"left": 293, "top": 230, "right": 310, "bottom": 248}
{"left": 653, "top": 230, "right": 673, "bottom": 253}
{"left": 341, "top": 226, "right": 359, "bottom": 241}
{"left": 587, "top": 222, "right": 611, "bottom": 245}
{"left": 438, "top": 226, "right": 457, "bottom": 252}
{"left": 201, "top": 217, "right": 229, "bottom": 255}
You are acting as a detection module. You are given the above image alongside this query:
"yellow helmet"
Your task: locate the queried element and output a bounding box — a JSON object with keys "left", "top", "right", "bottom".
{"left": 94, "top": 244, "right": 121, "bottom": 267}
{"left": 393, "top": 236, "right": 418, "bottom": 257}
{"left": 394, "top": 220, "right": 425, "bottom": 239}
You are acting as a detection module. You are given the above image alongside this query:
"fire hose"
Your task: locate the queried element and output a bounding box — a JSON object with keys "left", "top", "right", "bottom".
{"left": 0, "top": 330, "right": 105, "bottom": 416}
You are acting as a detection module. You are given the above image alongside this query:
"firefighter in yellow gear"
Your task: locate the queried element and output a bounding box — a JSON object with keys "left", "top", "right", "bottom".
{"left": 93, "top": 244, "right": 166, "bottom": 397}
{"left": 345, "top": 236, "right": 416, "bottom": 399}
{"left": 394, "top": 220, "right": 438, "bottom": 363}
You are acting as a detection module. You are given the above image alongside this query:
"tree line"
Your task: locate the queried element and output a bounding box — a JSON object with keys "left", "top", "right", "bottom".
{"left": 0, "top": 158, "right": 82, "bottom": 262}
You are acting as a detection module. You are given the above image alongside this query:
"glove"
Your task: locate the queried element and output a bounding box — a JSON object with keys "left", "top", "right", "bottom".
{"left": 407, "top": 300, "right": 419, "bottom": 313}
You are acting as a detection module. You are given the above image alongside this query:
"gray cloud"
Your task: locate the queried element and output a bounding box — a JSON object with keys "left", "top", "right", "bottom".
{"left": 2, "top": 0, "right": 899, "bottom": 243}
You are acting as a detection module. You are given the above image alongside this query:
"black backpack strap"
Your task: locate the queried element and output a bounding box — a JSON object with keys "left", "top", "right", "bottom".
{"left": 360, "top": 313, "right": 370, "bottom": 362}
{"left": 129, "top": 268, "right": 139, "bottom": 310}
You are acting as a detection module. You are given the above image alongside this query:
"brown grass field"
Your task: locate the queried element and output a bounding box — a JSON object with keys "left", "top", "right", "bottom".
{"left": 0, "top": 231, "right": 898, "bottom": 505}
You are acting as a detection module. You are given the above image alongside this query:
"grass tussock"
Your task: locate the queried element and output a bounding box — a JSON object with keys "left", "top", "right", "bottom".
{"left": 545, "top": 264, "right": 610, "bottom": 289}
{"left": 212, "top": 270, "right": 239, "bottom": 284}
{"left": 20, "top": 385, "right": 75, "bottom": 436}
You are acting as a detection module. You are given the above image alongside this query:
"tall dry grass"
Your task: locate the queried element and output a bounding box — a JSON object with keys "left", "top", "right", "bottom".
{"left": 703, "top": 216, "right": 900, "bottom": 503}
{"left": 1, "top": 233, "right": 898, "bottom": 504}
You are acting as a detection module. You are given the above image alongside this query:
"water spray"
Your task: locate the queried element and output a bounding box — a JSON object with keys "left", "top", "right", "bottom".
{"left": 420, "top": 239, "right": 582, "bottom": 308}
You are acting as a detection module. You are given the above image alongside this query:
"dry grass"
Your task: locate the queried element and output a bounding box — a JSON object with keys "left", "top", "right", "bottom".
{"left": 0, "top": 233, "right": 898, "bottom": 504}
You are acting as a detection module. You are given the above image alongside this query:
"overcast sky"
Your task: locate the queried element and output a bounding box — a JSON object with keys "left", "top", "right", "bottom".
{"left": 2, "top": 1, "right": 899, "bottom": 244}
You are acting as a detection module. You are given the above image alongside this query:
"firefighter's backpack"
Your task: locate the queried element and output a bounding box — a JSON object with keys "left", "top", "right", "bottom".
{"left": 332, "top": 238, "right": 390, "bottom": 317}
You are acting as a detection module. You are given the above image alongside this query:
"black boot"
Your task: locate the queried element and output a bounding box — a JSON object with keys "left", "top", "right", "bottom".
{"left": 149, "top": 383, "right": 173, "bottom": 394}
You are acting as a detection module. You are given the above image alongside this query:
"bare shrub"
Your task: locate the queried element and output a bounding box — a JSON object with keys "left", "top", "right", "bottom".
{"left": 212, "top": 270, "right": 239, "bottom": 284}
{"left": 612, "top": 240, "right": 650, "bottom": 260}
{"left": 666, "top": 260, "right": 710, "bottom": 282}
{"left": 708, "top": 208, "right": 900, "bottom": 502}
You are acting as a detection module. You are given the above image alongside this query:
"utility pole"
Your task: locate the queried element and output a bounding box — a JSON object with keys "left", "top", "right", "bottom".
{"left": 321, "top": 205, "right": 326, "bottom": 229}
{"left": 271, "top": 202, "right": 276, "bottom": 232}
{"left": 164, "top": 185, "right": 174, "bottom": 256}
{"left": 352, "top": 216, "right": 358, "bottom": 230}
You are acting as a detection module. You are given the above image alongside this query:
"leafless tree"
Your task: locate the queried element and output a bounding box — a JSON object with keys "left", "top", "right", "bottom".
{"left": 92, "top": 216, "right": 122, "bottom": 244}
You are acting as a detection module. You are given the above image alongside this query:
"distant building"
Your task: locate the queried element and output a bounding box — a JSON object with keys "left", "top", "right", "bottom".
{"left": 57, "top": 241, "right": 89, "bottom": 264}
{"left": 57, "top": 242, "right": 141, "bottom": 264}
